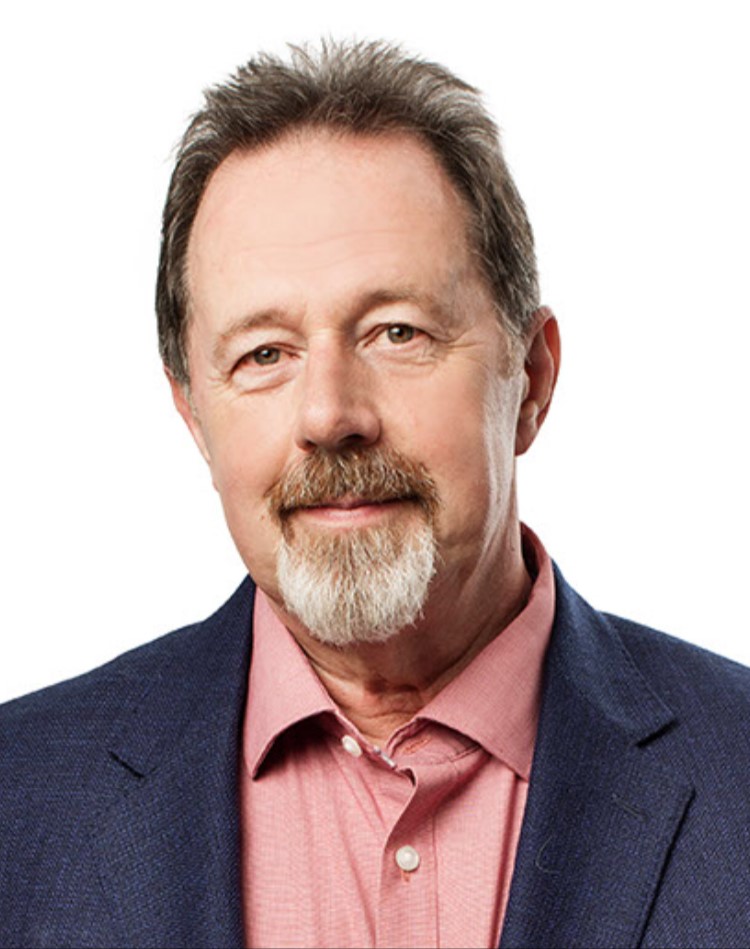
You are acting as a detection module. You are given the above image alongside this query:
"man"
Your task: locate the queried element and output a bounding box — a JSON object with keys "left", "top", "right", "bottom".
{"left": 1, "top": 39, "right": 750, "bottom": 949}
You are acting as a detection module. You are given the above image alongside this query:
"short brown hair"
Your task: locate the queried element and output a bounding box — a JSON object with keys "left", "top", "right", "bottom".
{"left": 156, "top": 39, "right": 539, "bottom": 386}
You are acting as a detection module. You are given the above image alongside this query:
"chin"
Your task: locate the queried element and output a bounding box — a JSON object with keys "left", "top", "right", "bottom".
{"left": 276, "top": 517, "right": 438, "bottom": 647}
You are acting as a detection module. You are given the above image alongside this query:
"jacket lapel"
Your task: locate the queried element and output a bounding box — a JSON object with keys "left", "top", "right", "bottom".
{"left": 500, "top": 570, "right": 693, "bottom": 949}
{"left": 94, "top": 579, "right": 256, "bottom": 949}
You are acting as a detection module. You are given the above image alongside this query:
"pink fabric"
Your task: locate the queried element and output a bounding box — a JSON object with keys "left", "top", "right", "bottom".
{"left": 240, "top": 527, "right": 555, "bottom": 948}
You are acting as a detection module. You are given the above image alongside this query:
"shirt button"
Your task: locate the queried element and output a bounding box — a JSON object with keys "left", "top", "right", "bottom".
{"left": 395, "top": 845, "right": 420, "bottom": 872}
{"left": 341, "top": 735, "right": 363, "bottom": 758}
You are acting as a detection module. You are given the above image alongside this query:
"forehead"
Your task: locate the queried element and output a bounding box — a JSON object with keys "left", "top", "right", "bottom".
{"left": 186, "top": 130, "right": 480, "bottom": 317}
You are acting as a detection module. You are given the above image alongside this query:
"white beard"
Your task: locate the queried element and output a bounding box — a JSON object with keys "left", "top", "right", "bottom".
{"left": 276, "top": 518, "right": 438, "bottom": 647}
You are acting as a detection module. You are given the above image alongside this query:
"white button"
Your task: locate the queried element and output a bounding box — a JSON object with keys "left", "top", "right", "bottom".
{"left": 395, "top": 845, "right": 420, "bottom": 872}
{"left": 341, "top": 735, "right": 363, "bottom": 757}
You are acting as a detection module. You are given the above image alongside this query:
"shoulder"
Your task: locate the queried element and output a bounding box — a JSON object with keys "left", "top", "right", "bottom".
{"left": 0, "top": 624, "right": 192, "bottom": 761}
{"left": 0, "top": 579, "right": 254, "bottom": 946}
{"left": 608, "top": 610, "right": 750, "bottom": 707}
{"left": 550, "top": 567, "right": 750, "bottom": 769}
{"left": 0, "top": 576, "right": 255, "bottom": 784}
{"left": 554, "top": 565, "right": 750, "bottom": 705}
{"left": 604, "top": 611, "right": 750, "bottom": 756}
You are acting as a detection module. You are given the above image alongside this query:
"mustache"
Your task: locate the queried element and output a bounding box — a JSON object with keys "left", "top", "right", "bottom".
{"left": 266, "top": 446, "right": 440, "bottom": 522}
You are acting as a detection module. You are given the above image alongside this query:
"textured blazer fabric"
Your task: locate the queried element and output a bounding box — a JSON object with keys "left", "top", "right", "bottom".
{"left": 2, "top": 569, "right": 750, "bottom": 948}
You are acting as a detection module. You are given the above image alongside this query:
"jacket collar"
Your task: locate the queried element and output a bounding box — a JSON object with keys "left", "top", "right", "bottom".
{"left": 500, "top": 566, "right": 692, "bottom": 948}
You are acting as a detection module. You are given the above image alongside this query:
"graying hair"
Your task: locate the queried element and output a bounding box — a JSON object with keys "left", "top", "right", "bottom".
{"left": 156, "top": 39, "right": 539, "bottom": 386}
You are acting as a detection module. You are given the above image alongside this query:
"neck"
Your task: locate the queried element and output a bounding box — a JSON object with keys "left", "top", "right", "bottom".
{"left": 269, "top": 520, "right": 532, "bottom": 746}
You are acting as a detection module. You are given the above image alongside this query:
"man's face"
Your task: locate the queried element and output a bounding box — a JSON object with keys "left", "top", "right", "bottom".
{"left": 175, "top": 131, "right": 549, "bottom": 635}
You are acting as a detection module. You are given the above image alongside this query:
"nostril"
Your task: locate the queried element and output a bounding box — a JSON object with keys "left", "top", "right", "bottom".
{"left": 339, "top": 432, "right": 370, "bottom": 447}
{"left": 299, "top": 429, "right": 376, "bottom": 454}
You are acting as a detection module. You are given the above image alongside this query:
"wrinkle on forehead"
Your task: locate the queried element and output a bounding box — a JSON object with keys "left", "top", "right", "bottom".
{"left": 194, "top": 227, "right": 426, "bottom": 279}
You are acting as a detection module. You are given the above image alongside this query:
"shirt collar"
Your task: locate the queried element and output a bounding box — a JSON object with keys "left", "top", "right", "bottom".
{"left": 244, "top": 524, "right": 555, "bottom": 781}
{"left": 415, "top": 524, "right": 555, "bottom": 779}
{"left": 244, "top": 591, "right": 337, "bottom": 778}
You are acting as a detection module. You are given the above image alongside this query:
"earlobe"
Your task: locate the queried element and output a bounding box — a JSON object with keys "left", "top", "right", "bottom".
{"left": 515, "top": 307, "right": 561, "bottom": 456}
{"left": 164, "top": 367, "right": 212, "bottom": 465}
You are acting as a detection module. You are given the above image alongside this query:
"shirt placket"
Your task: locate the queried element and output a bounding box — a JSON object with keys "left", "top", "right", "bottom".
{"left": 376, "top": 755, "right": 457, "bottom": 949}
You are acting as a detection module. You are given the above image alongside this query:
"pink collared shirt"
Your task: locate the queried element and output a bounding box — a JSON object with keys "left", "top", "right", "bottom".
{"left": 240, "top": 528, "right": 555, "bottom": 949}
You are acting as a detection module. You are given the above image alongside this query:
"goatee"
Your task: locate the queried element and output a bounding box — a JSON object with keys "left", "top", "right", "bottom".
{"left": 266, "top": 447, "right": 440, "bottom": 646}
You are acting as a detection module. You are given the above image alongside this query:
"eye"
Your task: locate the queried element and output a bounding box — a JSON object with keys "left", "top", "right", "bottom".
{"left": 386, "top": 324, "right": 416, "bottom": 344}
{"left": 249, "top": 346, "right": 281, "bottom": 366}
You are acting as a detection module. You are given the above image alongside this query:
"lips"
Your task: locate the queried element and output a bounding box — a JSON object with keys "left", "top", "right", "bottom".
{"left": 309, "top": 498, "right": 381, "bottom": 510}
{"left": 292, "top": 495, "right": 411, "bottom": 514}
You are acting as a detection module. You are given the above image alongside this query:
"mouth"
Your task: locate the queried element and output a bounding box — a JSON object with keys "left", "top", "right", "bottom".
{"left": 286, "top": 495, "right": 418, "bottom": 526}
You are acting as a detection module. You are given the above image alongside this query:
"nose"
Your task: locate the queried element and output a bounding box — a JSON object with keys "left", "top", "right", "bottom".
{"left": 294, "top": 343, "right": 381, "bottom": 452}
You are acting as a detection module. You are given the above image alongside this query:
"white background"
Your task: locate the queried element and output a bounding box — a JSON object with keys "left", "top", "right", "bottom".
{"left": 1, "top": 1, "right": 748, "bottom": 703}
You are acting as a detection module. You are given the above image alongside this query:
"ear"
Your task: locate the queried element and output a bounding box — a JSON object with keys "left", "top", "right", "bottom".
{"left": 165, "top": 366, "right": 212, "bottom": 465}
{"left": 515, "top": 307, "right": 561, "bottom": 456}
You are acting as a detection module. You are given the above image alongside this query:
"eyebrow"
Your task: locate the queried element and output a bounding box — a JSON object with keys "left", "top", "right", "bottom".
{"left": 211, "top": 286, "right": 457, "bottom": 365}
{"left": 213, "top": 309, "right": 288, "bottom": 365}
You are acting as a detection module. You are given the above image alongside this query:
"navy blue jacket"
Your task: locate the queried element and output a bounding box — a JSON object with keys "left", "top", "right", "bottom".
{"left": 2, "top": 568, "right": 750, "bottom": 948}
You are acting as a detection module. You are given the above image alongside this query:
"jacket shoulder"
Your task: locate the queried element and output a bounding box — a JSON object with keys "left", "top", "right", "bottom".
{"left": 0, "top": 578, "right": 254, "bottom": 948}
{"left": 598, "top": 610, "right": 750, "bottom": 800}
{"left": 0, "top": 576, "right": 255, "bottom": 779}
{"left": 607, "top": 611, "right": 750, "bottom": 708}
{"left": 550, "top": 569, "right": 750, "bottom": 776}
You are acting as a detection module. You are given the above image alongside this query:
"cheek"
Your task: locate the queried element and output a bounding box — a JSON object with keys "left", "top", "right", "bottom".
{"left": 199, "top": 400, "right": 292, "bottom": 531}
{"left": 400, "top": 400, "right": 487, "bottom": 513}
{"left": 213, "top": 450, "right": 268, "bottom": 501}
{"left": 414, "top": 378, "right": 521, "bottom": 531}
{"left": 482, "top": 379, "right": 523, "bottom": 484}
{"left": 208, "top": 431, "right": 289, "bottom": 590}
{"left": 434, "top": 426, "right": 496, "bottom": 513}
